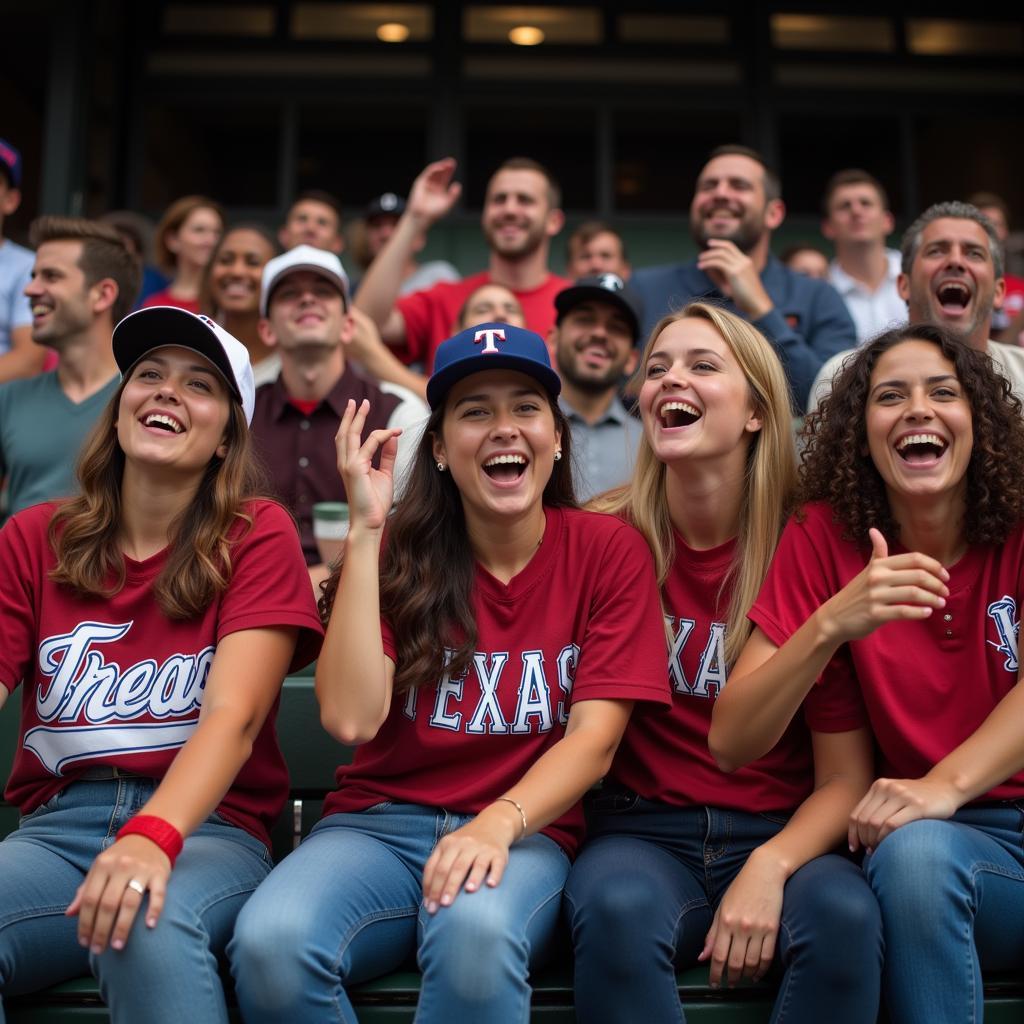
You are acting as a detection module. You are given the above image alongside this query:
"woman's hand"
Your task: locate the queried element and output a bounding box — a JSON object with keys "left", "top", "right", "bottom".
{"left": 335, "top": 398, "right": 402, "bottom": 532}
{"left": 421, "top": 804, "right": 521, "bottom": 914}
{"left": 66, "top": 835, "right": 171, "bottom": 953}
{"left": 817, "top": 529, "right": 949, "bottom": 645}
{"left": 699, "top": 849, "right": 787, "bottom": 987}
{"left": 849, "top": 776, "right": 962, "bottom": 853}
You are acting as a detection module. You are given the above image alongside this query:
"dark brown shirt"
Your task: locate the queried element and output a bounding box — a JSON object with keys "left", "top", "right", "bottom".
{"left": 250, "top": 369, "right": 406, "bottom": 564}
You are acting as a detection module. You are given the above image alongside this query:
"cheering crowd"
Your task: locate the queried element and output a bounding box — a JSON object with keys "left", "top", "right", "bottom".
{"left": 2, "top": 132, "right": 1024, "bottom": 1023}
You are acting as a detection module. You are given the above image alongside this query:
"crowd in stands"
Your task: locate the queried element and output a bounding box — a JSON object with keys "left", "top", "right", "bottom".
{"left": 3, "top": 128, "right": 1024, "bottom": 1023}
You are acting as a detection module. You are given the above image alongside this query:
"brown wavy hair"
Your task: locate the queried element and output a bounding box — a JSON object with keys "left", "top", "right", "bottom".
{"left": 799, "top": 322, "right": 1024, "bottom": 546}
{"left": 49, "top": 377, "right": 267, "bottom": 619}
{"left": 321, "top": 394, "right": 576, "bottom": 693}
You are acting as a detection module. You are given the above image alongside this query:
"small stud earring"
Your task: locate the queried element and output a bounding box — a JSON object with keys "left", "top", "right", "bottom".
{"left": 553, "top": 450, "right": 562, "bottom": 461}
{"left": 436, "top": 461, "right": 446, "bottom": 472}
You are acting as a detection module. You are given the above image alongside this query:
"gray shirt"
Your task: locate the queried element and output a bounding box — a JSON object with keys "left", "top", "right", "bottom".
{"left": 560, "top": 394, "right": 643, "bottom": 502}
{"left": 0, "top": 370, "right": 119, "bottom": 517}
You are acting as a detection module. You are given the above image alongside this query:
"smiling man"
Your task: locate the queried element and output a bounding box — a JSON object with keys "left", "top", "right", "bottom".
{"left": 810, "top": 201, "right": 1024, "bottom": 409}
{"left": 630, "top": 145, "right": 856, "bottom": 413}
{"left": 549, "top": 273, "right": 643, "bottom": 500}
{"left": 0, "top": 216, "right": 140, "bottom": 517}
{"left": 278, "top": 190, "right": 345, "bottom": 255}
{"left": 821, "top": 169, "right": 906, "bottom": 344}
{"left": 250, "top": 246, "right": 427, "bottom": 586}
{"left": 355, "top": 156, "right": 570, "bottom": 374}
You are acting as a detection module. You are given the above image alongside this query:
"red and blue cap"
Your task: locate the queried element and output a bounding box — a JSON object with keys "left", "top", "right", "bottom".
{"left": 0, "top": 138, "right": 22, "bottom": 188}
{"left": 427, "top": 322, "right": 561, "bottom": 410}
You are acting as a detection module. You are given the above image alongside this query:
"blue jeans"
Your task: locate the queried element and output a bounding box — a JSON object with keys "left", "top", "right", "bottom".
{"left": 229, "top": 801, "right": 570, "bottom": 1024}
{"left": 0, "top": 777, "right": 271, "bottom": 1024}
{"left": 865, "top": 803, "right": 1024, "bottom": 1024}
{"left": 563, "top": 790, "right": 882, "bottom": 1023}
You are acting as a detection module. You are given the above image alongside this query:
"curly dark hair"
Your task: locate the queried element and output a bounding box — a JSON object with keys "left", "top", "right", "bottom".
{"left": 799, "top": 323, "right": 1024, "bottom": 547}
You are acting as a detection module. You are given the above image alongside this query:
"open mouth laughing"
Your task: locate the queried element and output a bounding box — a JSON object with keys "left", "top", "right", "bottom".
{"left": 935, "top": 280, "right": 972, "bottom": 316}
{"left": 895, "top": 432, "right": 947, "bottom": 465}
{"left": 142, "top": 412, "right": 185, "bottom": 434}
{"left": 482, "top": 452, "right": 528, "bottom": 483}
{"left": 658, "top": 400, "right": 702, "bottom": 428}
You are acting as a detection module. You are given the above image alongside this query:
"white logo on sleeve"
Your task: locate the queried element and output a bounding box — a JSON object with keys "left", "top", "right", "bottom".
{"left": 474, "top": 328, "right": 505, "bottom": 354}
{"left": 986, "top": 596, "right": 1019, "bottom": 672}
{"left": 26, "top": 621, "right": 213, "bottom": 775}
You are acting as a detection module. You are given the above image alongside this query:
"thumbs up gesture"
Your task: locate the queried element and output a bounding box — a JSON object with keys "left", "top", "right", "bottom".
{"left": 818, "top": 528, "right": 951, "bottom": 644}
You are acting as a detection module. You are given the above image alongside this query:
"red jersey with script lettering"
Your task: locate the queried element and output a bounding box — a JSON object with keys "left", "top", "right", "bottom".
{"left": 324, "top": 506, "right": 672, "bottom": 856}
{"left": 396, "top": 271, "right": 571, "bottom": 372}
{"left": 750, "top": 502, "right": 1024, "bottom": 803}
{"left": 610, "top": 532, "right": 835, "bottom": 812}
{"left": 0, "top": 500, "right": 323, "bottom": 847}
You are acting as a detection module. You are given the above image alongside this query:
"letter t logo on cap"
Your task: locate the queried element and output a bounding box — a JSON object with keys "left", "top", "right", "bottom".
{"left": 474, "top": 327, "right": 505, "bottom": 354}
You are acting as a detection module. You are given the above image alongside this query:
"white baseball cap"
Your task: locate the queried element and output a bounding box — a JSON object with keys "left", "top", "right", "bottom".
{"left": 260, "top": 244, "right": 350, "bottom": 316}
{"left": 112, "top": 306, "right": 257, "bottom": 425}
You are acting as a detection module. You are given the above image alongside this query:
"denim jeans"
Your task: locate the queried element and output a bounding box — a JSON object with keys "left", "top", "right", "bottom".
{"left": 229, "top": 801, "right": 570, "bottom": 1024}
{"left": 563, "top": 789, "right": 882, "bottom": 1024}
{"left": 0, "top": 777, "right": 271, "bottom": 1024}
{"left": 864, "top": 803, "right": 1024, "bottom": 1024}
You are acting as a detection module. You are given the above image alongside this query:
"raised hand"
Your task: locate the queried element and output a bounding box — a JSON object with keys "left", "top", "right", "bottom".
{"left": 849, "top": 776, "right": 961, "bottom": 853}
{"left": 407, "top": 158, "right": 462, "bottom": 229}
{"left": 818, "top": 528, "right": 949, "bottom": 644}
{"left": 334, "top": 399, "right": 402, "bottom": 532}
{"left": 67, "top": 835, "right": 171, "bottom": 953}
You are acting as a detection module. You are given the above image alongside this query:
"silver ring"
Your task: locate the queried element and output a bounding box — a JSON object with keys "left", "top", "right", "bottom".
{"left": 127, "top": 878, "right": 145, "bottom": 896}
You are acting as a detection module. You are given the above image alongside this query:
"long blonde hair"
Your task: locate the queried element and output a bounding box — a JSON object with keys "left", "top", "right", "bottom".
{"left": 590, "top": 302, "right": 796, "bottom": 666}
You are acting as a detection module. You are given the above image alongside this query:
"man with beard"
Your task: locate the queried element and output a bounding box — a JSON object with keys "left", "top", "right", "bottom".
{"left": 630, "top": 145, "right": 855, "bottom": 413}
{"left": 250, "top": 246, "right": 427, "bottom": 589}
{"left": 810, "top": 201, "right": 1024, "bottom": 408}
{"left": 356, "top": 157, "right": 570, "bottom": 374}
{"left": 549, "top": 273, "right": 643, "bottom": 500}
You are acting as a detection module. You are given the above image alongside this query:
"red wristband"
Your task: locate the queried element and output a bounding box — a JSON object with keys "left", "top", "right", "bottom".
{"left": 116, "top": 815, "right": 184, "bottom": 867}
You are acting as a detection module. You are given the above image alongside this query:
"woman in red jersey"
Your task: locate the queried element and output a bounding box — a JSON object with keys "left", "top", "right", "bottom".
{"left": 565, "top": 302, "right": 882, "bottom": 1023}
{"left": 230, "top": 322, "right": 670, "bottom": 1023}
{"left": 713, "top": 322, "right": 1024, "bottom": 1023}
{"left": 0, "top": 307, "right": 321, "bottom": 1024}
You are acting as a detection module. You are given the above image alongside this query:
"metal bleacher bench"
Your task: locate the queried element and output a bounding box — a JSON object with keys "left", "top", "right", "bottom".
{"left": 3, "top": 673, "right": 1024, "bottom": 1022}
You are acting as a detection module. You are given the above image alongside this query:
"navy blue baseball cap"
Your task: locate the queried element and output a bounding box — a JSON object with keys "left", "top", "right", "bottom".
{"left": 427, "top": 322, "right": 561, "bottom": 410}
{"left": 0, "top": 139, "right": 22, "bottom": 188}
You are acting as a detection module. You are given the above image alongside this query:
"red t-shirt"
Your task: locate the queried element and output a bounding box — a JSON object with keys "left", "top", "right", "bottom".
{"left": 140, "top": 290, "right": 201, "bottom": 314}
{"left": 611, "top": 533, "right": 827, "bottom": 812}
{"left": 0, "top": 500, "right": 324, "bottom": 847}
{"left": 324, "top": 506, "right": 672, "bottom": 856}
{"left": 396, "top": 270, "right": 572, "bottom": 372}
{"left": 750, "top": 502, "right": 1024, "bottom": 803}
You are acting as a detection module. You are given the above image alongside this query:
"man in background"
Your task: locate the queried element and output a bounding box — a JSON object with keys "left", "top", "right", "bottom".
{"left": 566, "top": 221, "right": 631, "bottom": 281}
{"left": 821, "top": 169, "right": 905, "bottom": 343}
{"left": 630, "top": 145, "right": 855, "bottom": 412}
{"left": 0, "top": 138, "right": 45, "bottom": 382}
{"left": 0, "top": 217, "right": 140, "bottom": 516}
{"left": 550, "top": 273, "right": 643, "bottom": 500}
{"left": 356, "top": 156, "right": 570, "bottom": 372}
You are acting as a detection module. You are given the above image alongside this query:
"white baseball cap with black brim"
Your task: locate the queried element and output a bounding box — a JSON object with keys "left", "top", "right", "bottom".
{"left": 112, "top": 306, "right": 256, "bottom": 425}
{"left": 260, "top": 244, "right": 350, "bottom": 316}
{"left": 426, "top": 322, "right": 561, "bottom": 411}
